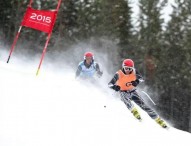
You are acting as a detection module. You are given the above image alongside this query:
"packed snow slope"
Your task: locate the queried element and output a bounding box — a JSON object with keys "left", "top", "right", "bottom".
{"left": 0, "top": 54, "right": 191, "bottom": 146}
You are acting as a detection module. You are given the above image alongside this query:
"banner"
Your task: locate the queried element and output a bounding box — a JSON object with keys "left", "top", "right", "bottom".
{"left": 21, "top": 7, "right": 57, "bottom": 33}
{"left": 7, "top": 0, "right": 62, "bottom": 75}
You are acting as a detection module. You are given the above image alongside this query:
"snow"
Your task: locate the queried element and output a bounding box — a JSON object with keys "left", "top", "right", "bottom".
{"left": 0, "top": 50, "right": 191, "bottom": 146}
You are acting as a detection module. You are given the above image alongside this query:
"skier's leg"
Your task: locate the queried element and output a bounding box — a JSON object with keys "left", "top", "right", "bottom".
{"left": 120, "top": 91, "right": 134, "bottom": 110}
{"left": 131, "top": 91, "right": 167, "bottom": 128}
{"left": 131, "top": 91, "right": 158, "bottom": 119}
{"left": 120, "top": 91, "right": 141, "bottom": 120}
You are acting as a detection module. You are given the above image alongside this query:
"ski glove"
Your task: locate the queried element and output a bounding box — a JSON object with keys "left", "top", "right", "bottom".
{"left": 97, "top": 71, "right": 103, "bottom": 78}
{"left": 112, "top": 85, "right": 121, "bottom": 91}
{"left": 131, "top": 79, "right": 139, "bottom": 87}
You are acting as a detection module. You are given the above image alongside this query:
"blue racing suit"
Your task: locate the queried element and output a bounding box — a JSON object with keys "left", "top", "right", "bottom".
{"left": 75, "top": 60, "right": 103, "bottom": 80}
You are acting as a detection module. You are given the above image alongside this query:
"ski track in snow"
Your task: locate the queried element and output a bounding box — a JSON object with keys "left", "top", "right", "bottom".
{"left": 0, "top": 52, "right": 191, "bottom": 146}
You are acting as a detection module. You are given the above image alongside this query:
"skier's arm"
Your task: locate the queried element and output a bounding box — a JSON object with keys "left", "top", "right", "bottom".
{"left": 75, "top": 65, "right": 82, "bottom": 79}
{"left": 108, "top": 73, "right": 120, "bottom": 91}
{"left": 95, "top": 63, "right": 103, "bottom": 77}
{"left": 131, "top": 70, "right": 144, "bottom": 87}
{"left": 135, "top": 70, "right": 144, "bottom": 82}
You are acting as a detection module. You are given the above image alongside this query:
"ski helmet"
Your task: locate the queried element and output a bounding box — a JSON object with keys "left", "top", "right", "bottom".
{"left": 122, "top": 59, "right": 134, "bottom": 70}
{"left": 84, "top": 52, "right": 94, "bottom": 60}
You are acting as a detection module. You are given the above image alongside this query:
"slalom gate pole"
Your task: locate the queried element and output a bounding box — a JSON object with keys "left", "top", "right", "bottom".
{"left": 28, "top": 0, "right": 33, "bottom": 7}
{"left": 7, "top": 0, "right": 33, "bottom": 63}
{"left": 36, "top": 0, "right": 62, "bottom": 76}
{"left": 36, "top": 33, "right": 51, "bottom": 76}
{"left": 7, "top": 26, "right": 22, "bottom": 63}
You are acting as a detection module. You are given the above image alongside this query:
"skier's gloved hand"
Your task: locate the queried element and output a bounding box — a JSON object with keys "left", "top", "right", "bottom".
{"left": 97, "top": 71, "right": 103, "bottom": 78}
{"left": 126, "top": 82, "right": 132, "bottom": 87}
{"left": 112, "top": 85, "right": 120, "bottom": 91}
{"left": 131, "top": 79, "right": 139, "bottom": 87}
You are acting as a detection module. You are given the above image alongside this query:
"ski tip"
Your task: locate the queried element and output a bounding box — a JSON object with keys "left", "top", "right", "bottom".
{"left": 162, "top": 125, "right": 170, "bottom": 130}
{"left": 137, "top": 117, "right": 142, "bottom": 122}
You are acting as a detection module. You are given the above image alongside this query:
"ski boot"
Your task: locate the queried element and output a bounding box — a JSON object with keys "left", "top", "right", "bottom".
{"left": 155, "top": 117, "right": 167, "bottom": 128}
{"left": 131, "top": 108, "right": 142, "bottom": 121}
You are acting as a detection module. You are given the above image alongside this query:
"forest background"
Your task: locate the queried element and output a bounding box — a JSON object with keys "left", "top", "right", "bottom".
{"left": 0, "top": 0, "right": 191, "bottom": 133}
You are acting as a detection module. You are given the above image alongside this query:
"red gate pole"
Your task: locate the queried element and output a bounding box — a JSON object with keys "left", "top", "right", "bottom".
{"left": 36, "top": 33, "right": 51, "bottom": 76}
{"left": 7, "top": 0, "right": 33, "bottom": 63}
{"left": 7, "top": 26, "right": 22, "bottom": 63}
{"left": 36, "top": 0, "right": 62, "bottom": 76}
{"left": 28, "top": 0, "right": 33, "bottom": 7}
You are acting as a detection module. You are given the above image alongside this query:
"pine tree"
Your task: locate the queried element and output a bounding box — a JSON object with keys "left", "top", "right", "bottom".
{"left": 113, "top": 0, "right": 134, "bottom": 62}
{"left": 0, "top": 0, "right": 28, "bottom": 44}
{"left": 157, "top": 0, "right": 191, "bottom": 131}
{"left": 138, "top": 0, "right": 167, "bottom": 79}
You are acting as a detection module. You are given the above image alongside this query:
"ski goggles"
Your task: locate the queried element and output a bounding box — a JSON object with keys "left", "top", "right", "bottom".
{"left": 85, "top": 56, "right": 93, "bottom": 61}
{"left": 123, "top": 67, "right": 133, "bottom": 71}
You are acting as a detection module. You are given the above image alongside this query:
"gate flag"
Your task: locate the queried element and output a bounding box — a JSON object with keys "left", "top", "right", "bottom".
{"left": 21, "top": 7, "right": 57, "bottom": 33}
{"left": 7, "top": 0, "right": 62, "bottom": 75}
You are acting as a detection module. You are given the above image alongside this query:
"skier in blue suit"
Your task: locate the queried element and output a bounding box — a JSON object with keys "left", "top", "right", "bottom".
{"left": 75, "top": 52, "right": 103, "bottom": 80}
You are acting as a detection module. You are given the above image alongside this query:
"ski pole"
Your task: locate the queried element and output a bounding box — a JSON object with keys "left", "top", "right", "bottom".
{"left": 141, "top": 91, "right": 156, "bottom": 105}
